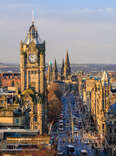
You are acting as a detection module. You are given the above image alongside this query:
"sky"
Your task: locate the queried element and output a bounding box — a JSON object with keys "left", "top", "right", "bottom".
{"left": 0, "top": 0, "right": 116, "bottom": 64}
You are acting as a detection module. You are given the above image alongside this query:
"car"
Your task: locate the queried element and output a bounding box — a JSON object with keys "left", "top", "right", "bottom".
{"left": 80, "top": 149, "right": 88, "bottom": 156}
{"left": 83, "top": 140, "right": 89, "bottom": 145}
{"left": 56, "top": 152, "right": 64, "bottom": 156}
{"left": 59, "top": 120, "right": 63, "bottom": 123}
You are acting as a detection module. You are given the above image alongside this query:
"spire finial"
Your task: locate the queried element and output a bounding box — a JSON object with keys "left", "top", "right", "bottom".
{"left": 32, "top": 10, "right": 34, "bottom": 24}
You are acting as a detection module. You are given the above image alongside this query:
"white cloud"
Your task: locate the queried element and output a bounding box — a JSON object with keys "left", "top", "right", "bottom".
{"left": 72, "top": 8, "right": 114, "bottom": 15}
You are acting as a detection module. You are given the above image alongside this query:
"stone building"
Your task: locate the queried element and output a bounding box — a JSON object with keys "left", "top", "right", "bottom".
{"left": 20, "top": 21, "right": 47, "bottom": 134}
{"left": 47, "top": 61, "right": 53, "bottom": 85}
{"left": 0, "top": 108, "right": 25, "bottom": 129}
{"left": 0, "top": 73, "right": 21, "bottom": 90}
{"left": 90, "top": 71, "right": 111, "bottom": 137}
{"left": 105, "top": 103, "right": 116, "bottom": 156}
{"left": 20, "top": 21, "right": 45, "bottom": 94}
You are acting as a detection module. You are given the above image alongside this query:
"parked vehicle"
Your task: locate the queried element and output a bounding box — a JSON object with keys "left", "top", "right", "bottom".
{"left": 80, "top": 149, "right": 88, "bottom": 156}
{"left": 56, "top": 152, "right": 64, "bottom": 156}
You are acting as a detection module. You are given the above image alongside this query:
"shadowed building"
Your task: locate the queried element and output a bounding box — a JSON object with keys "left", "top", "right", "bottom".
{"left": 47, "top": 61, "right": 53, "bottom": 85}
{"left": 105, "top": 103, "right": 116, "bottom": 156}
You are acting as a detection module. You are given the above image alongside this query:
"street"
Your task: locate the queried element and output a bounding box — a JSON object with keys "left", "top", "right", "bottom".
{"left": 55, "top": 85, "right": 109, "bottom": 156}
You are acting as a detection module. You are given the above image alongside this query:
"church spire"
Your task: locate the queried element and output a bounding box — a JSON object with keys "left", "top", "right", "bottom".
{"left": 61, "top": 59, "right": 64, "bottom": 76}
{"left": 65, "top": 50, "right": 70, "bottom": 67}
{"left": 64, "top": 50, "right": 71, "bottom": 80}
{"left": 32, "top": 10, "right": 34, "bottom": 24}
{"left": 53, "top": 59, "right": 58, "bottom": 73}
{"left": 52, "top": 59, "right": 58, "bottom": 81}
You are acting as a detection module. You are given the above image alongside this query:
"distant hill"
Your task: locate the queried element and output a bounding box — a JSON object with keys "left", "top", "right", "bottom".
{"left": 0, "top": 63, "right": 19, "bottom": 73}
{"left": 0, "top": 63, "right": 116, "bottom": 73}
{"left": 70, "top": 64, "right": 116, "bottom": 73}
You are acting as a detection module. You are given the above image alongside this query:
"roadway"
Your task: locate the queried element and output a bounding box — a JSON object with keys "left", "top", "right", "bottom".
{"left": 56, "top": 85, "right": 109, "bottom": 156}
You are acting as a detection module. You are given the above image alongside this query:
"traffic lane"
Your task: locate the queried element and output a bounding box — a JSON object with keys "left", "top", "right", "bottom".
{"left": 60, "top": 94, "right": 108, "bottom": 156}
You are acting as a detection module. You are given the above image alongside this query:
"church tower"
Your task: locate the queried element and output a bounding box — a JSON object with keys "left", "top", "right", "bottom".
{"left": 64, "top": 50, "right": 71, "bottom": 80}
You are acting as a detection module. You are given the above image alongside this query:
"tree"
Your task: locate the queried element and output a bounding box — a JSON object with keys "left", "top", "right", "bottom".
{"left": 47, "top": 83, "right": 62, "bottom": 132}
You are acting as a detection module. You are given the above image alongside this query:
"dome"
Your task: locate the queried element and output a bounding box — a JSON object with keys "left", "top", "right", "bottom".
{"left": 108, "top": 103, "right": 116, "bottom": 114}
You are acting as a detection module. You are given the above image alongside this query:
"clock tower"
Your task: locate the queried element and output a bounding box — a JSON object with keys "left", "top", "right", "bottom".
{"left": 20, "top": 22, "right": 47, "bottom": 134}
{"left": 20, "top": 21, "right": 45, "bottom": 94}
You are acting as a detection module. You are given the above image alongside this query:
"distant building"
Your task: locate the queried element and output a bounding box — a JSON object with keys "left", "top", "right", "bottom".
{"left": 0, "top": 108, "right": 25, "bottom": 129}
{"left": 0, "top": 73, "right": 21, "bottom": 90}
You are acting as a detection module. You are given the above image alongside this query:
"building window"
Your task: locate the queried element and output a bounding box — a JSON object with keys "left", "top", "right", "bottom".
{"left": 1, "top": 100, "right": 4, "bottom": 104}
{"left": 110, "top": 128, "right": 112, "bottom": 133}
{"left": 11, "top": 81, "right": 15, "bottom": 87}
{"left": 15, "top": 118, "right": 19, "bottom": 124}
{"left": 102, "top": 124, "right": 104, "bottom": 129}
{"left": 34, "top": 71, "right": 36, "bottom": 74}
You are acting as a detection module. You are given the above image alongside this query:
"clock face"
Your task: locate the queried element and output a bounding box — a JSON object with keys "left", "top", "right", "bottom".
{"left": 29, "top": 54, "right": 37, "bottom": 63}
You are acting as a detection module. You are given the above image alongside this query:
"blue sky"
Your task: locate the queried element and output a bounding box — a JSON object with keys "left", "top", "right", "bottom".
{"left": 0, "top": 0, "right": 116, "bottom": 64}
